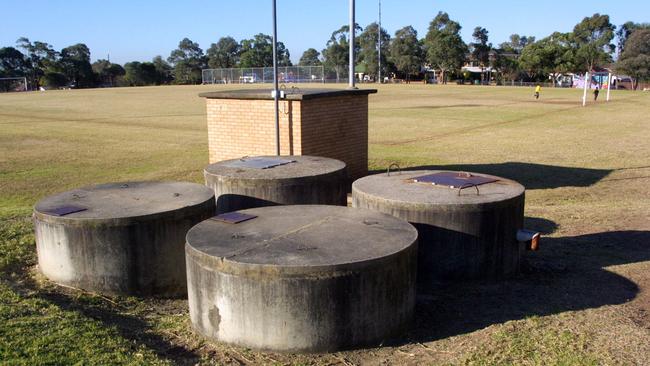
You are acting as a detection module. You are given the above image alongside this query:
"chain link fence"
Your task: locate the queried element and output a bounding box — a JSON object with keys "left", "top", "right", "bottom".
{"left": 202, "top": 66, "right": 325, "bottom": 84}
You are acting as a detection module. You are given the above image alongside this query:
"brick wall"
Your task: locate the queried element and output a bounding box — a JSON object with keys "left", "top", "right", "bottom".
{"left": 299, "top": 95, "right": 368, "bottom": 180}
{"left": 205, "top": 94, "right": 369, "bottom": 180}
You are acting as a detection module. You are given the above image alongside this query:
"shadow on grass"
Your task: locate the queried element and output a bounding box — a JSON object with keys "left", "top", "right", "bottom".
{"left": 10, "top": 275, "right": 200, "bottom": 365}
{"left": 370, "top": 162, "right": 613, "bottom": 189}
{"left": 402, "top": 229, "right": 649, "bottom": 344}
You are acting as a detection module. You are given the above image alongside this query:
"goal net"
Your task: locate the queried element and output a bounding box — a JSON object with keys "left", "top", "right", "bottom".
{"left": 0, "top": 77, "right": 28, "bottom": 92}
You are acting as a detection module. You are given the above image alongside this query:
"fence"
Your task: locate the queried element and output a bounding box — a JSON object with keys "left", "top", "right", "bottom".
{"left": 202, "top": 66, "right": 325, "bottom": 84}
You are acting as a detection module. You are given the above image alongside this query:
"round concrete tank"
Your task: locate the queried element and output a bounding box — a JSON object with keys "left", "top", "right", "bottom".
{"left": 204, "top": 155, "right": 347, "bottom": 214}
{"left": 352, "top": 170, "right": 525, "bottom": 282}
{"left": 33, "top": 181, "right": 215, "bottom": 297}
{"left": 185, "top": 205, "right": 418, "bottom": 352}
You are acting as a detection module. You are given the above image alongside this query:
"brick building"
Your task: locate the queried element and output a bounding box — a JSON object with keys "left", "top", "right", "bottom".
{"left": 200, "top": 88, "right": 376, "bottom": 181}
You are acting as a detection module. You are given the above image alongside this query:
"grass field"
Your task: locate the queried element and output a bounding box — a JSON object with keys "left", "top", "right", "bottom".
{"left": 1, "top": 84, "right": 649, "bottom": 365}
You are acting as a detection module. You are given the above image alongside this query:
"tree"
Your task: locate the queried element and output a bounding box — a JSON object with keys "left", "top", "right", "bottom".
{"left": 298, "top": 48, "right": 322, "bottom": 66}
{"left": 519, "top": 32, "right": 575, "bottom": 84}
{"left": 470, "top": 27, "right": 491, "bottom": 83}
{"left": 499, "top": 34, "right": 535, "bottom": 53}
{"left": 572, "top": 13, "right": 615, "bottom": 72}
{"left": 92, "top": 59, "right": 125, "bottom": 86}
{"left": 60, "top": 43, "right": 95, "bottom": 87}
{"left": 239, "top": 33, "right": 291, "bottom": 68}
{"left": 424, "top": 12, "right": 467, "bottom": 84}
{"left": 616, "top": 29, "right": 650, "bottom": 90}
{"left": 616, "top": 22, "right": 650, "bottom": 56}
{"left": 206, "top": 36, "right": 240, "bottom": 68}
{"left": 16, "top": 37, "right": 58, "bottom": 88}
{"left": 40, "top": 72, "right": 67, "bottom": 89}
{"left": 389, "top": 26, "right": 422, "bottom": 81}
{"left": 167, "top": 38, "right": 206, "bottom": 84}
{"left": 358, "top": 22, "right": 391, "bottom": 79}
{"left": 152, "top": 55, "right": 172, "bottom": 84}
{"left": 322, "top": 24, "right": 361, "bottom": 82}
{"left": 0, "top": 47, "right": 29, "bottom": 77}
{"left": 491, "top": 50, "right": 518, "bottom": 83}
{"left": 124, "top": 61, "right": 159, "bottom": 86}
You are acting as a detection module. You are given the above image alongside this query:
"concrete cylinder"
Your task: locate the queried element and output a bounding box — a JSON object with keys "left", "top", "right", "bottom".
{"left": 185, "top": 205, "right": 418, "bottom": 352}
{"left": 33, "top": 181, "right": 215, "bottom": 297}
{"left": 204, "top": 155, "right": 347, "bottom": 214}
{"left": 352, "top": 170, "right": 525, "bottom": 282}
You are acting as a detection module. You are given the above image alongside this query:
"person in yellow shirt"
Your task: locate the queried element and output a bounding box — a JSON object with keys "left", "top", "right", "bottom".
{"left": 534, "top": 84, "right": 541, "bottom": 99}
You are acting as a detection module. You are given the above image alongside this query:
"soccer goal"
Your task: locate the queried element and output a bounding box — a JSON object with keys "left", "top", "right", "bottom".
{"left": 0, "top": 77, "right": 28, "bottom": 92}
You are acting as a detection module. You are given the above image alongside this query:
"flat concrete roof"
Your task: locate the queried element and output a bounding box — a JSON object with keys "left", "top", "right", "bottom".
{"left": 353, "top": 170, "right": 524, "bottom": 206}
{"left": 199, "top": 88, "right": 377, "bottom": 101}
{"left": 186, "top": 205, "right": 417, "bottom": 274}
{"left": 34, "top": 181, "right": 214, "bottom": 224}
{"left": 205, "top": 155, "right": 345, "bottom": 180}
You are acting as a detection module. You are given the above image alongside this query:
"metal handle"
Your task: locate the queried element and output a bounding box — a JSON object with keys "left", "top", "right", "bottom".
{"left": 386, "top": 163, "right": 401, "bottom": 176}
{"left": 458, "top": 183, "right": 479, "bottom": 196}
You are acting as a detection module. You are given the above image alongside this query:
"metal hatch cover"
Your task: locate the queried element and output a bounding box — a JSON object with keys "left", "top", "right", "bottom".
{"left": 211, "top": 212, "right": 258, "bottom": 224}
{"left": 224, "top": 157, "right": 296, "bottom": 169}
{"left": 42, "top": 205, "right": 88, "bottom": 216}
{"left": 411, "top": 172, "right": 498, "bottom": 188}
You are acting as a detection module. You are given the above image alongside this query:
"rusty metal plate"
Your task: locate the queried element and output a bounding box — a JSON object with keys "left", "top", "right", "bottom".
{"left": 412, "top": 172, "right": 498, "bottom": 188}
{"left": 224, "top": 157, "right": 296, "bottom": 169}
{"left": 211, "top": 212, "right": 257, "bottom": 224}
{"left": 42, "top": 205, "right": 88, "bottom": 216}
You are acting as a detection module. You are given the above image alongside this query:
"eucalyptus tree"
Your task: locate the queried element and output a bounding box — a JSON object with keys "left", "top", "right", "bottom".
{"left": 423, "top": 12, "right": 467, "bottom": 83}
{"left": 322, "top": 24, "right": 361, "bottom": 82}
{"left": 168, "top": 38, "right": 206, "bottom": 84}
{"left": 572, "top": 13, "right": 615, "bottom": 72}
{"left": 389, "top": 26, "right": 422, "bottom": 81}
{"left": 616, "top": 29, "right": 650, "bottom": 89}
{"left": 206, "top": 36, "right": 240, "bottom": 69}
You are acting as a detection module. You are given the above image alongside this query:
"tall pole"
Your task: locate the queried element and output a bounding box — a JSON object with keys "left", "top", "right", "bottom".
{"left": 582, "top": 72, "right": 589, "bottom": 107}
{"left": 272, "top": 0, "right": 280, "bottom": 155}
{"left": 349, "top": 0, "right": 356, "bottom": 89}
{"left": 606, "top": 72, "right": 612, "bottom": 102}
{"left": 378, "top": 0, "right": 381, "bottom": 84}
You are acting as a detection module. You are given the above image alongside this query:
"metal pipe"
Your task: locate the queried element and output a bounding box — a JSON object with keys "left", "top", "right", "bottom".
{"left": 349, "top": 0, "right": 356, "bottom": 89}
{"left": 272, "top": 0, "right": 280, "bottom": 155}
{"left": 517, "top": 229, "right": 541, "bottom": 251}
{"left": 378, "top": 0, "right": 381, "bottom": 84}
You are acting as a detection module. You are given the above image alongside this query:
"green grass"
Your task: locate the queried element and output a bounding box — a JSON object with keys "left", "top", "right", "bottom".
{"left": 1, "top": 84, "right": 649, "bottom": 365}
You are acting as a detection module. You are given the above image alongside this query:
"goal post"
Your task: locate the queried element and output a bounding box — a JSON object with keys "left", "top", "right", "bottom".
{"left": 0, "top": 77, "right": 28, "bottom": 92}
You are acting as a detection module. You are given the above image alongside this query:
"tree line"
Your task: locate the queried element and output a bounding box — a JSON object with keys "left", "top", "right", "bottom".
{"left": 1, "top": 12, "right": 648, "bottom": 89}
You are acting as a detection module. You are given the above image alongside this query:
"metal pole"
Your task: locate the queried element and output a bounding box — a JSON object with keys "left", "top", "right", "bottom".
{"left": 349, "top": 0, "right": 356, "bottom": 89}
{"left": 272, "top": 0, "right": 280, "bottom": 155}
{"left": 378, "top": 0, "right": 381, "bottom": 84}
{"left": 582, "top": 72, "right": 589, "bottom": 107}
{"left": 606, "top": 72, "right": 612, "bottom": 102}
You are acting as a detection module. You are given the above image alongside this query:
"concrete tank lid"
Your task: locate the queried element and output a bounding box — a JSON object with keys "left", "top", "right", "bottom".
{"left": 353, "top": 170, "right": 524, "bottom": 206}
{"left": 34, "top": 181, "right": 214, "bottom": 223}
{"left": 186, "top": 205, "right": 417, "bottom": 272}
{"left": 198, "top": 88, "right": 377, "bottom": 101}
{"left": 205, "top": 155, "right": 346, "bottom": 180}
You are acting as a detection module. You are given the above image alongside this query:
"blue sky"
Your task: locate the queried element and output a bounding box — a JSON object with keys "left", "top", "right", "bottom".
{"left": 1, "top": 0, "right": 648, "bottom": 65}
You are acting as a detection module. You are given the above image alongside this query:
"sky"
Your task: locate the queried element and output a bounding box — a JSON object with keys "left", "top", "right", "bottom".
{"left": 1, "top": 0, "right": 648, "bottom": 65}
